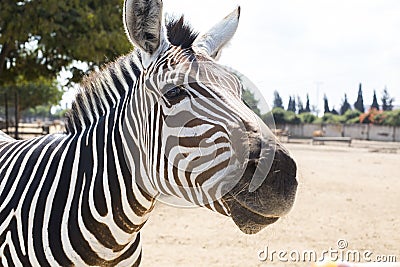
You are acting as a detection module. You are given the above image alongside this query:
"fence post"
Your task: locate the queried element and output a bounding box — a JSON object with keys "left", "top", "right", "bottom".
{"left": 14, "top": 90, "right": 19, "bottom": 140}
{"left": 4, "top": 93, "right": 9, "bottom": 134}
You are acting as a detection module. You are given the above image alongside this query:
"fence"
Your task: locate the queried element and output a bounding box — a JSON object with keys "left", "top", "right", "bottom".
{"left": 279, "top": 123, "right": 400, "bottom": 142}
{"left": 1, "top": 123, "right": 50, "bottom": 139}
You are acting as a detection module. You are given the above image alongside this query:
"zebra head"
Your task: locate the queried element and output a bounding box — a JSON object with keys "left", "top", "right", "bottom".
{"left": 123, "top": 0, "right": 297, "bottom": 234}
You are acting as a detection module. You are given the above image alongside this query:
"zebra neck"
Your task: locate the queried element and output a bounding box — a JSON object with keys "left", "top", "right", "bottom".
{"left": 65, "top": 53, "right": 142, "bottom": 134}
{"left": 120, "top": 83, "right": 161, "bottom": 199}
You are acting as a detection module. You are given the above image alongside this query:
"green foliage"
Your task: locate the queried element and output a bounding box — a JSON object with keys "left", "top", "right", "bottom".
{"left": 381, "top": 87, "right": 394, "bottom": 111}
{"left": 1, "top": 0, "right": 130, "bottom": 117}
{"left": 374, "top": 110, "right": 400, "bottom": 126}
{"left": 284, "top": 110, "right": 300, "bottom": 124}
{"left": 346, "top": 116, "right": 361, "bottom": 124}
{"left": 273, "top": 91, "right": 284, "bottom": 109}
{"left": 264, "top": 107, "right": 285, "bottom": 125}
{"left": 23, "top": 105, "right": 51, "bottom": 117}
{"left": 242, "top": 89, "right": 261, "bottom": 116}
{"left": 343, "top": 109, "right": 361, "bottom": 123}
{"left": 2, "top": 75, "right": 63, "bottom": 112}
{"left": 262, "top": 105, "right": 399, "bottom": 126}
{"left": 297, "top": 112, "right": 317, "bottom": 123}
{"left": 53, "top": 108, "right": 70, "bottom": 119}
{"left": 0, "top": 0, "right": 131, "bottom": 86}
{"left": 320, "top": 113, "right": 346, "bottom": 124}
{"left": 264, "top": 107, "right": 300, "bottom": 125}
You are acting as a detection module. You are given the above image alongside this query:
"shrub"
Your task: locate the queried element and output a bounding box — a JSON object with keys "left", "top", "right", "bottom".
{"left": 360, "top": 109, "right": 383, "bottom": 124}
{"left": 320, "top": 113, "right": 346, "bottom": 124}
{"left": 284, "top": 110, "right": 301, "bottom": 124}
{"left": 265, "top": 107, "right": 286, "bottom": 125}
{"left": 380, "top": 110, "right": 400, "bottom": 126}
{"left": 298, "top": 112, "right": 317, "bottom": 123}
{"left": 263, "top": 107, "right": 301, "bottom": 125}
{"left": 346, "top": 116, "right": 361, "bottom": 124}
{"left": 343, "top": 109, "right": 361, "bottom": 122}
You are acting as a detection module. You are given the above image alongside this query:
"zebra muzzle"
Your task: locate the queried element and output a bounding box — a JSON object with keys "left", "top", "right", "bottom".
{"left": 222, "top": 146, "right": 298, "bottom": 234}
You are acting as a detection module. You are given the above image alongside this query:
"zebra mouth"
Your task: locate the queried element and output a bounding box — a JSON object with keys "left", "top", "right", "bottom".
{"left": 223, "top": 195, "right": 280, "bottom": 235}
{"left": 221, "top": 147, "right": 298, "bottom": 235}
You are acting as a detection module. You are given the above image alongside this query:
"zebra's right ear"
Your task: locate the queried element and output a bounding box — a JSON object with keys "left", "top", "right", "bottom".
{"left": 123, "top": 0, "right": 169, "bottom": 67}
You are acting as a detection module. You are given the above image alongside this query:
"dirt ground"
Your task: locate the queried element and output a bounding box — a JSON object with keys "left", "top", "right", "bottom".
{"left": 140, "top": 140, "right": 400, "bottom": 267}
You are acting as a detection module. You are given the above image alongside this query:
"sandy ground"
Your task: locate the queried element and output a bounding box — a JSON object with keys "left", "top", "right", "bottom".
{"left": 140, "top": 140, "right": 400, "bottom": 267}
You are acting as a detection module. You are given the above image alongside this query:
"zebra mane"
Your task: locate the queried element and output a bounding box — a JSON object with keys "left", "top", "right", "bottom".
{"left": 65, "top": 16, "right": 199, "bottom": 133}
{"left": 165, "top": 16, "right": 199, "bottom": 49}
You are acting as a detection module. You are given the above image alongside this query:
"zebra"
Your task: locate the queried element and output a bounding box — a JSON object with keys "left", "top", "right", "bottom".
{"left": 0, "top": 0, "right": 298, "bottom": 266}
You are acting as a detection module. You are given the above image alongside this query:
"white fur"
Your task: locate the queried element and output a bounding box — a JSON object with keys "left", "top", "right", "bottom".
{"left": 123, "top": 0, "right": 170, "bottom": 68}
{"left": 0, "top": 130, "right": 13, "bottom": 141}
{"left": 193, "top": 7, "right": 240, "bottom": 59}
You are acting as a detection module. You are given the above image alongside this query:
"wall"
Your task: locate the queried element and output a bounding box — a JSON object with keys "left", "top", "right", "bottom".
{"left": 283, "top": 123, "right": 399, "bottom": 142}
{"left": 343, "top": 124, "right": 369, "bottom": 140}
{"left": 395, "top": 127, "right": 400, "bottom": 142}
{"left": 368, "top": 125, "right": 394, "bottom": 142}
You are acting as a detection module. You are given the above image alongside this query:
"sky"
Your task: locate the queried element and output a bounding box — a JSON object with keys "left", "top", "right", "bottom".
{"left": 161, "top": 0, "right": 400, "bottom": 114}
{"left": 59, "top": 1, "right": 400, "bottom": 114}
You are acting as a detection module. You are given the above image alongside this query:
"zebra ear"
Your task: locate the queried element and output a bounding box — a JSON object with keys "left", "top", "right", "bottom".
{"left": 123, "top": 0, "right": 169, "bottom": 67}
{"left": 193, "top": 7, "right": 240, "bottom": 59}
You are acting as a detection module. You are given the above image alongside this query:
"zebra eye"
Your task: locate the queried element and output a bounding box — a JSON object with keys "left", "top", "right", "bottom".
{"left": 164, "top": 86, "right": 185, "bottom": 100}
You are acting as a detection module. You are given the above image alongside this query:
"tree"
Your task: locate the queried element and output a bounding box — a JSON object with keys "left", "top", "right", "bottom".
{"left": 381, "top": 87, "right": 394, "bottom": 111}
{"left": 242, "top": 89, "right": 261, "bottom": 116}
{"left": 340, "top": 94, "right": 351, "bottom": 115}
{"left": 273, "top": 91, "right": 284, "bottom": 109}
{"left": 304, "top": 94, "right": 311, "bottom": 113}
{"left": 331, "top": 108, "right": 339, "bottom": 115}
{"left": 0, "top": 0, "right": 131, "bottom": 87}
{"left": 323, "top": 94, "right": 330, "bottom": 114}
{"left": 266, "top": 107, "right": 300, "bottom": 125}
{"left": 2, "top": 76, "right": 62, "bottom": 117}
{"left": 354, "top": 83, "right": 365, "bottom": 113}
{"left": 371, "top": 90, "right": 380, "bottom": 110}
{"left": 297, "top": 96, "right": 304, "bottom": 114}
{"left": 287, "top": 96, "right": 296, "bottom": 113}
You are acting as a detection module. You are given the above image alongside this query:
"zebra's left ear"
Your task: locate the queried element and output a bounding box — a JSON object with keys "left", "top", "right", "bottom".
{"left": 193, "top": 7, "right": 240, "bottom": 59}
{"left": 123, "top": 0, "right": 169, "bottom": 68}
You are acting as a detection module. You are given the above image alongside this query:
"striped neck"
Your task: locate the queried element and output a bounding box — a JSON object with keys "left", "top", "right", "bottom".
{"left": 65, "top": 53, "right": 141, "bottom": 134}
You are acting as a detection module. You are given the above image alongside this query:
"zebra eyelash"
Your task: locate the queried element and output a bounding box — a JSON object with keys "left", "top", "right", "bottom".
{"left": 163, "top": 85, "right": 188, "bottom": 101}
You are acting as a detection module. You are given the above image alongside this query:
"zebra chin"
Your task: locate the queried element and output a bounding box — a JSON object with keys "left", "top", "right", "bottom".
{"left": 222, "top": 146, "right": 298, "bottom": 235}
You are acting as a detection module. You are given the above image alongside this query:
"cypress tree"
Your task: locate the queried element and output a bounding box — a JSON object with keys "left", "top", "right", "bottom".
{"left": 323, "top": 95, "right": 330, "bottom": 114}
{"left": 297, "top": 96, "right": 304, "bottom": 114}
{"left": 273, "top": 91, "right": 284, "bottom": 109}
{"left": 381, "top": 87, "right": 394, "bottom": 111}
{"left": 304, "top": 94, "right": 311, "bottom": 113}
{"left": 371, "top": 90, "right": 379, "bottom": 110}
{"left": 340, "top": 94, "right": 351, "bottom": 115}
{"left": 354, "top": 83, "right": 365, "bottom": 112}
